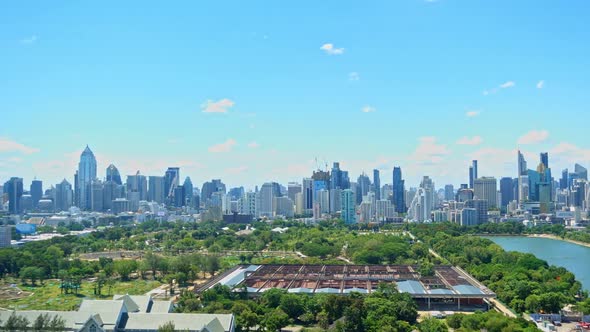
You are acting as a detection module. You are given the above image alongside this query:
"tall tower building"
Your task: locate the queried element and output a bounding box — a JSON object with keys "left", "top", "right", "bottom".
{"left": 77, "top": 146, "right": 97, "bottom": 210}
{"left": 302, "top": 178, "right": 313, "bottom": 214}
{"left": 55, "top": 179, "right": 73, "bottom": 212}
{"left": 373, "top": 169, "right": 381, "bottom": 200}
{"left": 30, "top": 179, "right": 43, "bottom": 209}
{"left": 106, "top": 164, "right": 123, "bottom": 185}
{"left": 474, "top": 177, "right": 498, "bottom": 209}
{"left": 540, "top": 152, "right": 549, "bottom": 169}
{"left": 392, "top": 167, "right": 406, "bottom": 214}
{"left": 341, "top": 189, "right": 356, "bottom": 224}
{"left": 164, "top": 167, "right": 180, "bottom": 203}
{"left": 499, "top": 177, "right": 514, "bottom": 210}
{"left": 183, "top": 177, "right": 194, "bottom": 207}
{"left": 148, "top": 176, "right": 166, "bottom": 204}
{"left": 3, "top": 177, "right": 23, "bottom": 214}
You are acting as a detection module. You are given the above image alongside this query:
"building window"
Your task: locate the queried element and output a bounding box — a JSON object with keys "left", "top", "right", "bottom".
{"left": 89, "top": 324, "right": 97, "bottom": 332}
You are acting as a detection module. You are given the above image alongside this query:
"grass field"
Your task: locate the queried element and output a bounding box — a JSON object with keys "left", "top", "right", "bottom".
{"left": 0, "top": 279, "right": 162, "bottom": 311}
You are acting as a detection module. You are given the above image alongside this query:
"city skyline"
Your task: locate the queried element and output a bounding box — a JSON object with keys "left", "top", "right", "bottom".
{"left": 2, "top": 1, "right": 590, "bottom": 188}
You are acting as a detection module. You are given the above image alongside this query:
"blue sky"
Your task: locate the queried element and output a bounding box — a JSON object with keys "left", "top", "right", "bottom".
{"left": 1, "top": 1, "right": 590, "bottom": 190}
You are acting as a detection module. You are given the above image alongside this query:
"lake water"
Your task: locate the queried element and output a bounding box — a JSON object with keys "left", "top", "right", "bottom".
{"left": 483, "top": 236, "right": 590, "bottom": 291}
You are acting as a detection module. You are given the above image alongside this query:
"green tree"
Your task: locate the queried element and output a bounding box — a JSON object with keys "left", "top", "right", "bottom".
{"left": 263, "top": 309, "right": 290, "bottom": 332}
{"left": 158, "top": 321, "right": 176, "bottom": 332}
{"left": 114, "top": 260, "right": 138, "bottom": 281}
{"left": 418, "top": 318, "right": 447, "bottom": 332}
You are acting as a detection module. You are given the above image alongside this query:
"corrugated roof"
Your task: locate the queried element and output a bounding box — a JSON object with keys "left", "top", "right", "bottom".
{"left": 428, "top": 289, "right": 455, "bottom": 295}
{"left": 397, "top": 280, "right": 426, "bottom": 295}
{"left": 219, "top": 265, "right": 260, "bottom": 287}
{"left": 123, "top": 313, "right": 233, "bottom": 332}
{"left": 452, "top": 285, "right": 484, "bottom": 295}
{"left": 315, "top": 288, "right": 341, "bottom": 294}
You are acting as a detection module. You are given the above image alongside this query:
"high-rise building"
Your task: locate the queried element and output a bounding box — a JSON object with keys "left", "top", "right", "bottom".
{"left": 444, "top": 185, "right": 454, "bottom": 201}
{"left": 30, "top": 179, "right": 43, "bottom": 209}
{"left": 106, "top": 164, "right": 123, "bottom": 185}
{"left": 164, "top": 167, "right": 180, "bottom": 202}
{"left": 148, "top": 176, "right": 166, "bottom": 204}
{"left": 517, "top": 151, "right": 528, "bottom": 204}
{"left": 54, "top": 179, "right": 73, "bottom": 212}
{"left": 465, "top": 199, "right": 488, "bottom": 224}
{"left": 407, "top": 176, "right": 435, "bottom": 222}
{"left": 183, "top": 177, "right": 194, "bottom": 207}
{"left": 468, "top": 160, "right": 478, "bottom": 189}
{"left": 540, "top": 152, "right": 549, "bottom": 169}
{"left": 287, "top": 182, "right": 301, "bottom": 202}
{"left": 499, "top": 177, "right": 514, "bottom": 210}
{"left": 302, "top": 178, "right": 313, "bottom": 214}
{"left": 174, "top": 186, "right": 186, "bottom": 208}
{"left": 127, "top": 172, "right": 148, "bottom": 201}
{"left": 575, "top": 164, "right": 588, "bottom": 181}
{"left": 356, "top": 173, "right": 371, "bottom": 205}
{"left": 318, "top": 189, "right": 330, "bottom": 214}
{"left": 341, "top": 189, "right": 356, "bottom": 224}
{"left": 77, "top": 146, "right": 97, "bottom": 210}
{"left": 474, "top": 177, "right": 498, "bottom": 209}
{"left": 3, "top": 177, "right": 23, "bottom": 214}
{"left": 373, "top": 169, "right": 381, "bottom": 200}
{"left": 392, "top": 167, "right": 406, "bottom": 214}
{"left": 0, "top": 226, "right": 11, "bottom": 248}
{"left": 560, "top": 169, "right": 569, "bottom": 190}
{"left": 258, "top": 182, "right": 278, "bottom": 218}
{"left": 274, "top": 196, "right": 294, "bottom": 218}
{"left": 330, "top": 162, "right": 344, "bottom": 190}
{"left": 201, "top": 179, "right": 226, "bottom": 205}
{"left": 329, "top": 188, "right": 342, "bottom": 213}
{"left": 518, "top": 150, "right": 527, "bottom": 176}
{"left": 90, "top": 181, "right": 104, "bottom": 212}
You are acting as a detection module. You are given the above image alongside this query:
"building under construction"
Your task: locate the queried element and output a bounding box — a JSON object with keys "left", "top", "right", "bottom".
{"left": 198, "top": 264, "right": 496, "bottom": 310}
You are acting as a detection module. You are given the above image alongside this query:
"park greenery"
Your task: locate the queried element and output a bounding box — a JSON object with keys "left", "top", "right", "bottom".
{"left": 5, "top": 218, "right": 590, "bottom": 330}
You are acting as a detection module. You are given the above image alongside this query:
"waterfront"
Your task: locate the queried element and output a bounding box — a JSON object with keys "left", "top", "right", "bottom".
{"left": 485, "top": 236, "right": 590, "bottom": 291}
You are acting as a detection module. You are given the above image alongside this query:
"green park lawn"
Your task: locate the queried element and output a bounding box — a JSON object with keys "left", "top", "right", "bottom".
{"left": 0, "top": 279, "right": 162, "bottom": 311}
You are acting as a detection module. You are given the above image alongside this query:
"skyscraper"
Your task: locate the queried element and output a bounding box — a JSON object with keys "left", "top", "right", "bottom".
{"left": 183, "top": 177, "right": 194, "bottom": 207}
{"left": 302, "top": 178, "right": 313, "bottom": 215}
{"left": 77, "top": 146, "right": 97, "bottom": 210}
{"left": 164, "top": 167, "right": 180, "bottom": 202}
{"left": 30, "top": 179, "right": 43, "bottom": 209}
{"left": 469, "top": 160, "right": 478, "bottom": 189}
{"left": 518, "top": 150, "right": 527, "bottom": 176}
{"left": 258, "top": 182, "right": 278, "bottom": 218}
{"left": 518, "top": 151, "right": 528, "bottom": 204}
{"left": 499, "top": 177, "right": 514, "bottom": 210}
{"left": 127, "top": 172, "right": 148, "bottom": 201}
{"left": 3, "top": 177, "right": 23, "bottom": 214}
{"left": 560, "top": 169, "right": 569, "bottom": 190}
{"left": 341, "top": 189, "right": 356, "bottom": 224}
{"left": 148, "top": 176, "right": 166, "bottom": 204}
{"left": 356, "top": 173, "right": 371, "bottom": 205}
{"left": 474, "top": 177, "right": 498, "bottom": 209}
{"left": 392, "top": 167, "right": 406, "bottom": 214}
{"left": 55, "top": 179, "right": 73, "bottom": 212}
{"left": 575, "top": 164, "right": 588, "bottom": 181}
{"left": 106, "top": 164, "right": 123, "bottom": 185}
{"left": 540, "top": 152, "right": 549, "bottom": 169}
{"left": 373, "top": 169, "right": 381, "bottom": 200}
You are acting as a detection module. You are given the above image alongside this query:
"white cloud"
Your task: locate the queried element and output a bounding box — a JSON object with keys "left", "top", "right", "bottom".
{"left": 456, "top": 136, "right": 483, "bottom": 146}
{"left": 201, "top": 98, "right": 235, "bottom": 113}
{"left": 349, "top": 72, "right": 360, "bottom": 81}
{"left": 537, "top": 80, "right": 545, "bottom": 89}
{"left": 409, "top": 137, "right": 450, "bottom": 164}
{"left": 499, "top": 81, "right": 515, "bottom": 89}
{"left": 208, "top": 139, "right": 237, "bottom": 153}
{"left": 517, "top": 130, "right": 549, "bottom": 145}
{"left": 361, "top": 106, "right": 376, "bottom": 113}
{"left": 320, "top": 43, "right": 344, "bottom": 55}
{"left": 20, "top": 35, "right": 37, "bottom": 45}
{"left": 466, "top": 110, "right": 480, "bottom": 117}
{"left": 247, "top": 142, "right": 260, "bottom": 149}
{"left": 483, "top": 81, "right": 515, "bottom": 95}
{"left": 0, "top": 138, "right": 40, "bottom": 154}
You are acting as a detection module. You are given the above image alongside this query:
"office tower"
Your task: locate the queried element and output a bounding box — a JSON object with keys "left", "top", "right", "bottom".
{"left": 407, "top": 176, "right": 435, "bottom": 222}
{"left": 0, "top": 226, "right": 11, "bottom": 248}
{"left": 517, "top": 151, "right": 528, "bottom": 204}
{"left": 201, "top": 179, "right": 226, "bottom": 203}
{"left": 258, "top": 182, "right": 278, "bottom": 218}
{"left": 499, "top": 177, "right": 514, "bottom": 210}
{"left": 392, "top": 167, "right": 406, "bottom": 213}
{"left": 287, "top": 182, "right": 301, "bottom": 202}
{"left": 148, "top": 176, "right": 166, "bottom": 204}
{"left": 164, "top": 167, "right": 180, "bottom": 202}
{"left": 460, "top": 208, "right": 478, "bottom": 226}
{"left": 356, "top": 173, "right": 371, "bottom": 205}
{"left": 19, "top": 195, "right": 33, "bottom": 213}
{"left": 74, "top": 171, "right": 79, "bottom": 207}
{"left": 106, "top": 164, "right": 123, "bottom": 185}
{"left": 575, "top": 164, "right": 588, "bottom": 181}
{"left": 373, "top": 169, "right": 381, "bottom": 200}
{"left": 228, "top": 187, "right": 245, "bottom": 200}
{"left": 274, "top": 196, "right": 294, "bottom": 218}
{"left": 112, "top": 198, "right": 131, "bottom": 214}
{"left": 312, "top": 170, "right": 330, "bottom": 205}
{"left": 444, "top": 185, "right": 454, "bottom": 201}
{"left": 540, "top": 152, "right": 549, "bottom": 169}
{"left": 302, "top": 178, "right": 313, "bottom": 214}
{"left": 90, "top": 181, "right": 104, "bottom": 212}
{"left": 330, "top": 162, "right": 343, "bottom": 190}
{"left": 536, "top": 163, "right": 552, "bottom": 213}
{"left": 329, "top": 188, "right": 342, "bottom": 213}
{"left": 102, "top": 180, "right": 119, "bottom": 211}
{"left": 375, "top": 199, "right": 394, "bottom": 222}
{"left": 77, "top": 146, "right": 97, "bottom": 210}
{"left": 318, "top": 189, "right": 330, "bottom": 214}
{"left": 183, "top": 177, "right": 194, "bottom": 207}
{"left": 240, "top": 192, "right": 257, "bottom": 217}
{"left": 560, "top": 169, "right": 569, "bottom": 190}
{"left": 30, "top": 179, "right": 42, "bottom": 209}
{"left": 341, "top": 189, "right": 356, "bottom": 224}
{"left": 465, "top": 199, "right": 488, "bottom": 224}
{"left": 474, "top": 177, "right": 497, "bottom": 209}
{"left": 174, "top": 186, "right": 185, "bottom": 207}
{"left": 126, "top": 172, "right": 148, "bottom": 201}
{"left": 55, "top": 179, "right": 73, "bottom": 212}
{"left": 518, "top": 151, "right": 527, "bottom": 176}
{"left": 3, "top": 177, "right": 23, "bottom": 214}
